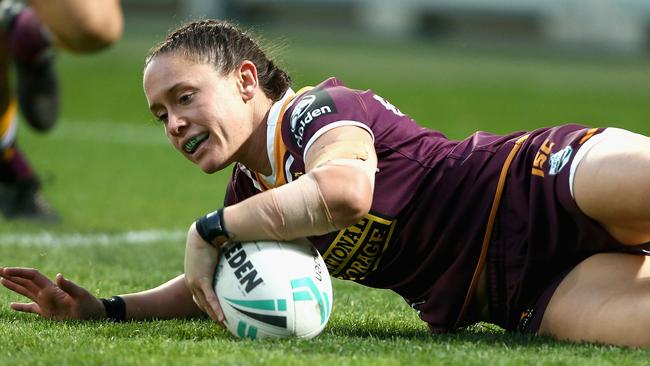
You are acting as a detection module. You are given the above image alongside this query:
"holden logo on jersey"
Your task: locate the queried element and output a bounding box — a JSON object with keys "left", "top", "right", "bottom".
{"left": 289, "top": 90, "right": 337, "bottom": 148}
{"left": 290, "top": 95, "right": 316, "bottom": 131}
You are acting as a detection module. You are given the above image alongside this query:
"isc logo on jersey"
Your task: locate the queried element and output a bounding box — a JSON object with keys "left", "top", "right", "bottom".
{"left": 214, "top": 241, "right": 333, "bottom": 339}
{"left": 290, "top": 91, "right": 337, "bottom": 148}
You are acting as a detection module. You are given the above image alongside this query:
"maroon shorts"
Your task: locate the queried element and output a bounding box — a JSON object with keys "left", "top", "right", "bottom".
{"left": 484, "top": 124, "right": 649, "bottom": 333}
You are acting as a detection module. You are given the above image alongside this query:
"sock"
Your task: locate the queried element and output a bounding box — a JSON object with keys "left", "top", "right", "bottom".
{"left": 0, "top": 98, "right": 17, "bottom": 148}
{"left": 0, "top": 99, "right": 35, "bottom": 184}
{"left": 0, "top": 145, "right": 36, "bottom": 184}
{"left": 7, "top": 7, "right": 50, "bottom": 63}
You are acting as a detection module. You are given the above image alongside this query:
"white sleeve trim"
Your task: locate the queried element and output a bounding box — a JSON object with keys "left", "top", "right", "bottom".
{"left": 302, "top": 120, "right": 375, "bottom": 162}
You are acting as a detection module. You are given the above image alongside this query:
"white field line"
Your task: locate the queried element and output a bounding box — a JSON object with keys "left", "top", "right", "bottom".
{"left": 43, "top": 119, "right": 169, "bottom": 146}
{"left": 12, "top": 122, "right": 183, "bottom": 246}
{"left": 0, "top": 229, "right": 185, "bottom": 247}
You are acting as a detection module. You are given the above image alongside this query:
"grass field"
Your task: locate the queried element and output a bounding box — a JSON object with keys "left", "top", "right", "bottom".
{"left": 2, "top": 19, "right": 650, "bottom": 365}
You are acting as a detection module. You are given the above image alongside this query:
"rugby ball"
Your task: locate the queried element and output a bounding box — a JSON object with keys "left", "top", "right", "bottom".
{"left": 214, "top": 240, "right": 333, "bottom": 339}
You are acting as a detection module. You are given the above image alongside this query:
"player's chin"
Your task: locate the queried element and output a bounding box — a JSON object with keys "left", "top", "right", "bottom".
{"left": 196, "top": 159, "right": 224, "bottom": 174}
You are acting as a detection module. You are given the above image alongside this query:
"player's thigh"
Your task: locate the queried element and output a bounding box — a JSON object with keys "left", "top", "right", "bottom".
{"left": 539, "top": 253, "right": 650, "bottom": 346}
{"left": 573, "top": 128, "right": 650, "bottom": 244}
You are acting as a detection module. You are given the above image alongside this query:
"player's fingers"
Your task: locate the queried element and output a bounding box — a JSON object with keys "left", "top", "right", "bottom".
{"left": 201, "top": 283, "right": 224, "bottom": 324}
{"left": 194, "top": 287, "right": 218, "bottom": 322}
{"left": 22, "top": 268, "right": 56, "bottom": 289}
{"left": 0, "top": 278, "right": 37, "bottom": 302}
{"left": 10, "top": 302, "right": 40, "bottom": 315}
{"left": 1, "top": 273, "right": 38, "bottom": 292}
{"left": 55, "top": 273, "right": 85, "bottom": 298}
{"left": 2, "top": 267, "right": 41, "bottom": 281}
{"left": 191, "top": 295, "right": 207, "bottom": 316}
{"left": 190, "top": 290, "right": 207, "bottom": 314}
{"left": 1, "top": 268, "right": 52, "bottom": 292}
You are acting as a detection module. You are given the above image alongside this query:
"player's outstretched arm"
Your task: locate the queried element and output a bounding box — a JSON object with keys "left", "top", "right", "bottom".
{"left": 0, "top": 267, "right": 204, "bottom": 321}
{"left": 120, "top": 273, "right": 205, "bottom": 320}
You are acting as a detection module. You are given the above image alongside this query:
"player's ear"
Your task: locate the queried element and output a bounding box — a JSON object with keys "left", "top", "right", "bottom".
{"left": 237, "top": 60, "right": 258, "bottom": 101}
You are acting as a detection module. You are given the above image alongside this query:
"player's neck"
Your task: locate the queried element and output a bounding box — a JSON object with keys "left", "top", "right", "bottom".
{"left": 237, "top": 94, "right": 273, "bottom": 176}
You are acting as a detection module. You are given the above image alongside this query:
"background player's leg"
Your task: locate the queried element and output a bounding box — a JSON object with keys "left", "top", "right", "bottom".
{"left": 3, "top": 2, "right": 58, "bottom": 131}
{"left": 0, "top": 5, "right": 57, "bottom": 222}
{"left": 0, "top": 100, "right": 58, "bottom": 222}
{"left": 26, "top": 0, "right": 123, "bottom": 53}
{"left": 539, "top": 253, "right": 650, "bottom": 346}
{"left": 572, "top": 128, "right": 650, "bottom": 245}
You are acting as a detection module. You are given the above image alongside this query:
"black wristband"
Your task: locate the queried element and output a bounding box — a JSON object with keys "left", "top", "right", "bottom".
{"left": 195, "top": 207, "right": 229, "bottom": 245}
{"left": 100, "top": 295, "right": 126, "bottom": 322}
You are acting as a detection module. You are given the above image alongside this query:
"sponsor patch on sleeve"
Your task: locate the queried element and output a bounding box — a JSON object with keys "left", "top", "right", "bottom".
{"left": 289, "top": 90, "right": 337, "bottom": 148}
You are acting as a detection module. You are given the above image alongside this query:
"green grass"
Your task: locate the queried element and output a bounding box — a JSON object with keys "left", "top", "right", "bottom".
{"left": 2, "top": 20, "right": 650, "bottom": 365}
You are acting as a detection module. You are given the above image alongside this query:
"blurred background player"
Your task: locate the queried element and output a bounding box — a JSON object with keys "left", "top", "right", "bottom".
{"left": 0, "top": 0, "right": 123, "bottom": 222}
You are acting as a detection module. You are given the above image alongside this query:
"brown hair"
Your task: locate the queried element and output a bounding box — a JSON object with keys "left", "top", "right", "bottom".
{"left": 145, "top": 19, "right": 292, "bottom": 101}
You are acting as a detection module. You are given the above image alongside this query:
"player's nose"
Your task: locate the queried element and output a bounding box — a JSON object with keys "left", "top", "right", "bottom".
{"left": 166, "top": 114, "right": 188, "bottom": 137}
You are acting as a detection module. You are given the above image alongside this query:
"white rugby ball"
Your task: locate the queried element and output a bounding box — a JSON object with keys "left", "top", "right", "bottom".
{"left": 214, "top": 240, "right": 333, "bottom": 339}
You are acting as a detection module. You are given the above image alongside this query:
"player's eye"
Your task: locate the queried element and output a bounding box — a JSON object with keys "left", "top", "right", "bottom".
{"left": 179, "top": 93, "right": 194, "bottom": 105}
{"left": 156, "top": 113, "right": 168, "bottom": 124}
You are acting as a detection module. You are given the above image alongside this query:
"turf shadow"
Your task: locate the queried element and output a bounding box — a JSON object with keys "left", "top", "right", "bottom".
{"left": 327, "top": 320, "right": 596, "bottom": 350}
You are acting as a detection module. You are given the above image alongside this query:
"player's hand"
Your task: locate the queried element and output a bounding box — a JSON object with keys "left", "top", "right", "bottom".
{"left": 0, "top": 267, "right": 105, "bottom": 320}
{"left": 183, "top": 222, "right": 224, "bottom": 324}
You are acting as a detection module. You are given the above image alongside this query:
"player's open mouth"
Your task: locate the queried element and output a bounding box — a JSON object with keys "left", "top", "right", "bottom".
{"left": 183, "top": 133, "right": 209, "bottom": 154}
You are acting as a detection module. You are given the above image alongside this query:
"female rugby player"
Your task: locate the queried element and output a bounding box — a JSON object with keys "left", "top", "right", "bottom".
{"left": 2, "top": 19, "right": 650, "bottom": 347}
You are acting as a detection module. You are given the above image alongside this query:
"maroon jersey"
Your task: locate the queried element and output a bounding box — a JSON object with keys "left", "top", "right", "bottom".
{"left": 223, "top": 77, "right": 536, "bottom": 332}
{"left": 225, "top": 78, "right": 650, "bottom": 333}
